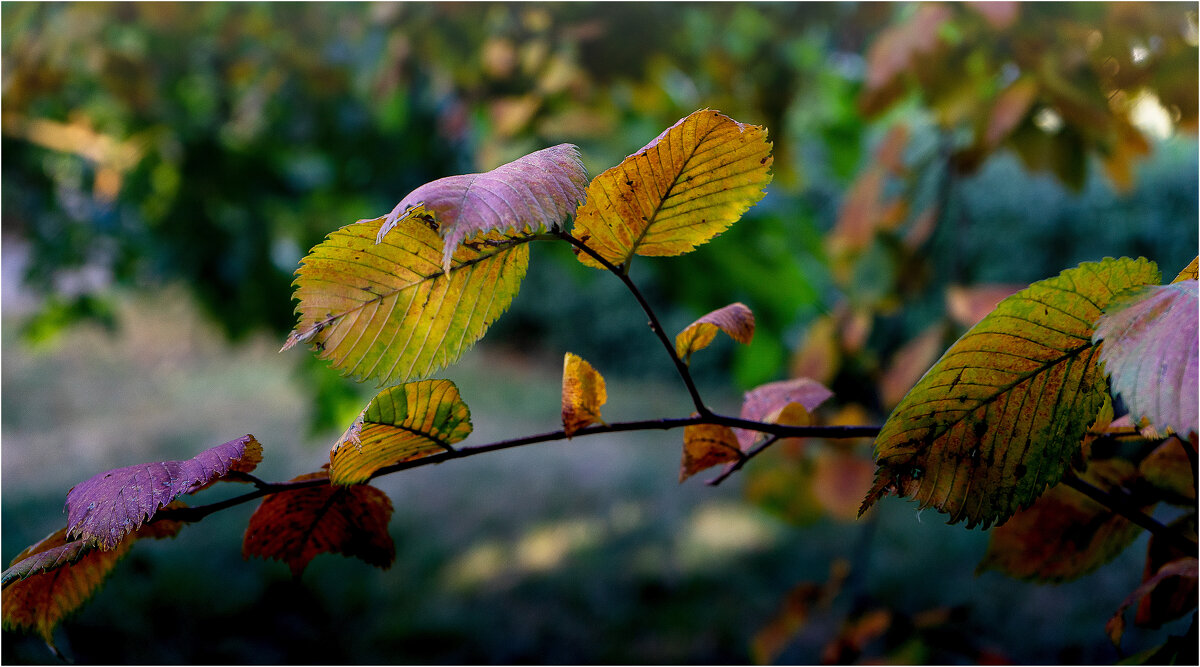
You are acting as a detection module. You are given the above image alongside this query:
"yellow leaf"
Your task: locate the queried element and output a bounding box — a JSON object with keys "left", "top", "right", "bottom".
{"left": 284, "top": 217, "right": 529, "bottom": 386}
{"left": 674, "top": 302, "right": 755, "bottom": 363}
{"left": 1173, "top": 256, "right": 1198, "bottom": 283}
{"left": 862, "top": 258, "right": 1161, "bottom": 527}
{"left": 330, "top": 380, "right": 472, "bottom": 485}
{"left": 561, "top": 352, "right": 607, "bottom": 437}
{"left": 572, "top": 109, "right": 772, "bottom": 269}
{"left": 680, "top": 422, "right": 741, "bottom": 482}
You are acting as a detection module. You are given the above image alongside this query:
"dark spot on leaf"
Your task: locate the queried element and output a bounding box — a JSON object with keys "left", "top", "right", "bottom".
{"left": 760, "top": 157, "right": 767, "bottom": 164}
{"left": 973, "top": 421, "right": 987, "bottom": 439}
{"left": 1014, "top": 464, "right": 1027, "bottom": 479}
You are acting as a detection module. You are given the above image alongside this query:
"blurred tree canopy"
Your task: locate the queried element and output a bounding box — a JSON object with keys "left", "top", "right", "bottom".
{"left": 2, "top": 2, "right": 1195, "bottom": 390}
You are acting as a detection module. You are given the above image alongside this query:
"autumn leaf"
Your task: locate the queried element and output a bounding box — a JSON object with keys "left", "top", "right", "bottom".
{"left": 680, "top": 422, "right": 741, "bottom": 482}
{"left": 66, "top": 435, "right": 261, "bottom": 549}
{"left": 1172, "top": 256, "right": 1197, "bottom": 282}
{"left": 977, "top": 459, "right": 1147, "bottom": 582}
{"left": 859, "top": 3, "right": 952, "bottom": 114}
{"left": 243, "top": 471, "right": 395, "bottom": 577}
{"left": 1107, "top": 557, "right": 1198, "bottom": 647}
{"left": 736, "top": 377, "right": 834, "bottom": 450}
{"left": 329, "top": 380, "right": 472, "bottom": 485}
{"left": 561, "top": 352, "right": 607, "bottom": 437}
{"left": 375, "top": 144, "right": 588, "bottom": 272}
{"left": 1138, "top": 439, "right": 1196, "bottom": 505}
{"left": 879, "top": 324, "right": 945, "bottom": 409}
{"left": 1093, "top": 280, "right": 1198, "bottom": 438}
{"left": 1135, "top": 515, "right": 1197, "bottom": 629}
{"left": 572, "top": 109, "right": 772, "bottom": 269}
{"left": 2, "top": 519, "right": 183, "bottom": 646}
{"left": 863, "top": 258, "right": 1161, "bottom": 528}
{"left": 812, "top": 448, "right": 878, "bottom": 522}
{"left": 751, "top": 560, "right": 849, "bottom": 664}
{"left": 674, "top": 302, "right": 755, "bottom": 363}
{"left": 985, "top": 76, "right": 1038, "bottom": 147}
{"left": 945, "top": 284, "right": 1026, "bottom": 328}
{"left": 283, "top": 216, "right": 529, "bottom": 386}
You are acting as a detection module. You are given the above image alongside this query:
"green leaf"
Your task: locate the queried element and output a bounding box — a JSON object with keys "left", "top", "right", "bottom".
{"left": 329, "top": 380, "right": 472, "bottom": 485}
{"left": 862, "top": 257, "right": 1161, "bottom": 527}
{"left": 1093, "top": 280, "right": 1198, "bottom": 439}
{"left": 572, "top": 109, "right": 772, "bottom": 269}
{"left": 376, "top": 144, "right": 588, "bottom": 272}
{"left": 283, "top": 217, "right": 529, "bottom": 386}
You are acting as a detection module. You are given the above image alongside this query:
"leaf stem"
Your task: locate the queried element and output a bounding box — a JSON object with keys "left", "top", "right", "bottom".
{"left": 705, "top": 435, "right": 782, "bottom": 486}
{"left": 550, "top": 230, "right": 711, "bottom": 417}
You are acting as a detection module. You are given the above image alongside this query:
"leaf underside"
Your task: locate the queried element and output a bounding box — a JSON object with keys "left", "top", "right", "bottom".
{"left": 675, "top": 302, "right": 755, "bottom": 363}
{"left": 376, "top": 144, "right": 589, "bottom": 272}
{"left": 561, "top": 352, "right": 607, "bottom": 437}
{"left": 329, "top": 380, "right": 472, "bottom": 485}
{"left": 863, "top": 258, "right": 1160, "bottom": 528}
{"left": 65, "top": 435, "right": 261, "bottom": 549}
{"left": 243, "top": 471, "right": 395, "bottom": 576}
{"left": 1093, "top": 280, "right": 1198, "bottom": 438}
{"left": 572, "top": 109, "right": 773, "bottom": 268}
{"left": 285, "top": 217, "right": 529, "bottom": 386}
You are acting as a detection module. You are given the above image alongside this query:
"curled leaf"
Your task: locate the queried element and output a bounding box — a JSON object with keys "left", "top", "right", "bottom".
{"left": 572, "top": 109, "right": 772, "bottom": 269}
{"left": 1106, "top": 557, "right": 1198, "bottom": 647}
{"left": 561, "top": 352, "right": 607, "bottom": 437}
{"left": 2, "top": 518, "right": 183, "bottom": 645}
{"left": 1093, "top": 280, "right": 1198, "bottom": 438}
{"left": 284, "top": 217, "right": 529, "bottom": 386}
{"left": 376, "top": 144, "right": 588, "bottom": 272}
{"left": 66, "top": 435, "right": 261, "bottom": 549}
{"left": 680, "top": 422, "right": 741, "bottom": 482}
{"left": 863, "top": 258, "right": 1160, "bottom": 528}
{"left": 977, "top": 459, "right": 1146, "bottom": 582}
{"left": 243, "top": 471, "right": 395, "bottom": 577}
{"left": 736, "top": 377, "right": 834, "bottom": 450}
{"left": 674, "top": 302, "right": 755, "bottom": 363}
{"left": 330, "top": 380, "right": 472, "bottom": 485}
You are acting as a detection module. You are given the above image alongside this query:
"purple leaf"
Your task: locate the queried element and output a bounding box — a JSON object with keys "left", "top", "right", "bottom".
{"left": 376, "top": 143, "right": 589, "bottom": 272}
{"left": 1093, "top": 281, "right": 1198, "bottom": 438}
{"left": 66, "top": 435, "right": 262, "bottom": 549}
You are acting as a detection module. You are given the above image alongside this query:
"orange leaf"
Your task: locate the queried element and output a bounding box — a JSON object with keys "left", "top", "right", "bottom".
{"left": 789, "top": 316, "right": 840, "bottom": 385}
{"left": 561, "top": 352, "right": 607, "bottom": 437}
{"left": 243, "top": 471, "right": 395, "bottom": 577}
{"left": 1172, "top": 257, "right": 1198, "bottom": 283}
{"left": 2, "top": 517, "right": 183, "bottom": 646}
{"left": 680, "top": 422, "right": 741, "bottom": 482}
{"left": 944, "top": 283, "right": 1025, "bottom": 328}
{"left": 977, "top": 459, "right": 1146, "bottom": 582}
{"left": 879, "top": 324, "right": 945, "bottom": 409}
{"left": 812, "top": 449, "right": 878, "bottom": 522}
{"left": 674, "top": 302, "right": 755, "bottom": 363}
{"left": 1107, "top": 557, "right": 1198, "bottom": 647}
{"left": 1135, "top": 515, "right": 1198, "bottom": 628}
{"left": 985, "top": 77, "right": 1038, "bottom": 147}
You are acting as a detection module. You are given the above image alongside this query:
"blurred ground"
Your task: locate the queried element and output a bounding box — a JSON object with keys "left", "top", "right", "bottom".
{"left": 1, "top": 283, "right": 1180, "bottom": 664}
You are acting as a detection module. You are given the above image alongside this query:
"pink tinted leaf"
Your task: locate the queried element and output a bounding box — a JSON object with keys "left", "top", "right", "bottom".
{"left": 377, "top": 144, "right": 588, "bottom": 272}
{"left": 1093, "top": 281, "right": 1198, "bottom": 438}
{"left": 674, "top": 302, "right": 755, "bottom": 363}
{"left": 737, "top": 378, "right": 834, "bottom": 450}
{"left": 66, "top": 435, "right": 262, "bottom": 549}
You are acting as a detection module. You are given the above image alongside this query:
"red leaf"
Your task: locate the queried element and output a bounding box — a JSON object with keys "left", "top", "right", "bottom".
{"left": 66, "top": 435, "right": 262, "bottom": 549}
{"left": 1135, "top": 515, "right": 1198, "bottom": 628}
{"left": 242, "top": 471, "right": 395, "bottom": 577}
{"left": 1107, "top": 557, "right": 1198, "bottom": 647}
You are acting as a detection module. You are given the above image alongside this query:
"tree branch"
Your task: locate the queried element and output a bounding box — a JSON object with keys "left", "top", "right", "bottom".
{"left": 550, "top": 230, "right": 711, "bottom": 417}
{"left": 1060, "top": 472, "right": 1198, "bottom": 553}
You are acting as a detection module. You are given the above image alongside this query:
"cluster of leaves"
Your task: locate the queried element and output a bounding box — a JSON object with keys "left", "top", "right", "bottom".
{"left": 4, "top": 105, "right": 1196, "bottom": 663}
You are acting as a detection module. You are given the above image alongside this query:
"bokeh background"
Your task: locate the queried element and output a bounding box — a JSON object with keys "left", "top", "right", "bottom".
{"left": 2, "top": 2, "right": 1196, "bottom": 664}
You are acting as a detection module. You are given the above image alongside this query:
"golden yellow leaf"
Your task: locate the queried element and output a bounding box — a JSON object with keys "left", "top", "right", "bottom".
{"left": 1173, "top": 256, "right": 1198, "bottom": 283}
{"left": 561, "top": 352, "right": 607, "bottom": 437}
{"left": 572, "top": 109, "right": 772, "bottom": 269}
{"left": 679, "top": 422, "right": 741, "bottom": 483}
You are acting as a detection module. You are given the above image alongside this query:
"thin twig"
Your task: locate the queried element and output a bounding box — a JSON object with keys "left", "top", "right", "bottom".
{"left": 551, "top": 230, "right": 712, "bottom": 417}
{"left": 1060, "top": 472, "right": 1198, "bottom": 553}
{"left": 705, "top": 435, "right": 783, "bottom": 486}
